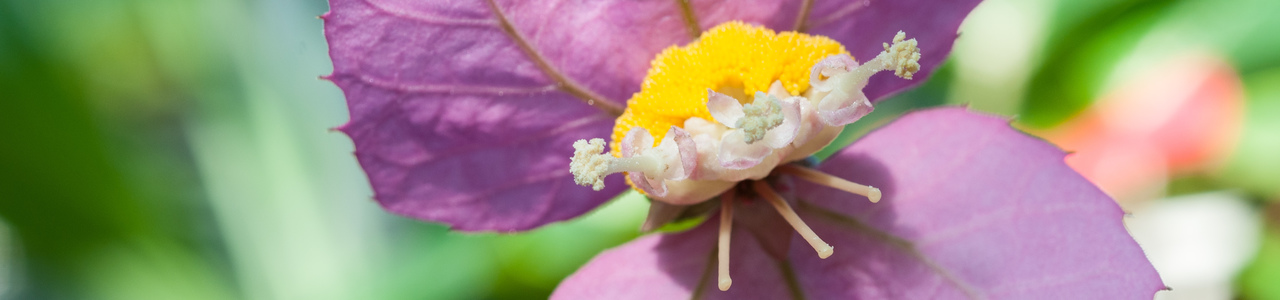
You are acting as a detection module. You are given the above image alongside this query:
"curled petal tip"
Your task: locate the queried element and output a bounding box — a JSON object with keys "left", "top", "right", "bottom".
{"left": 707, "top": 90, "right": 746, "bottom": 127}
{"left": 663, "top": 126, "right": 698, "bottom": 180}
{"left": 628, "top": 172, "right": 668, "bottom": 197}
{"left": 809, "top": 54, "right": 857, "bottom": 92}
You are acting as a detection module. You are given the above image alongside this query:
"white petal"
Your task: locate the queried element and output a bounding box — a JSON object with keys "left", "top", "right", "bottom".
{"left": 628, "top": 172, "right": 668, "bottom": 197}
{"left": 707, "top": 89, "right": 744, "bottom": 128}
{"left": 809, "top": 54, "right": 857, "bottom": 92}
{"left": 767, "top": 80, "right": 791, "bottom": 99}
{"left": 655, "top": 126, "right": 697, "bottom": 180}
{"left": 651, "top": 179, "right": 737, "bottom": 205}
{"left": 620, "top": 126, "right": 656, "bottom": 157}
{"left": 816, "top": 87, "right": 874, "bottom": 126}
{"left": 718, "top": 130, "right": 772, "bottom": 169}
{"left": 791, "top": 98, "right": 826, "bottom": 147}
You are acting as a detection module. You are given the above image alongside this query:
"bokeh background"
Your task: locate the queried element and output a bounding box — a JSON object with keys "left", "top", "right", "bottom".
{"left": 2, "top": 0, "right": 1278, "bottom": 299}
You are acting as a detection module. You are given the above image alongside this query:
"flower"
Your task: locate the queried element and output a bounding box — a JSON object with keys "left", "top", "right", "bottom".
{"left": 322, "top": 0, "right": 1163, "bottom": 298}
{"left": 320, "top": 0, "right": 965, "bottom": 231}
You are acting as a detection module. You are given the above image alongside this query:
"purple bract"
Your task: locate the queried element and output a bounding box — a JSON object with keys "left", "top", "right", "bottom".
{"left": 553, "top": 108, "right": 1165, "bottom": 299}
{"left": 322, "top": 0, "right": 977, "bottom": 231}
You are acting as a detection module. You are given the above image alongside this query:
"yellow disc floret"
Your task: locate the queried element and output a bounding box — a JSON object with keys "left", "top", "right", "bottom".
{"left": 611, "top": 21, "right": 848, "bottom": 155}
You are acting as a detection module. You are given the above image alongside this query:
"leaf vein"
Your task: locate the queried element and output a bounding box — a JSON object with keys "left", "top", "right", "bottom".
{"left": 808, "top": 0, "right": 872, "bottom": 30}
{"left": 355, "top": 74, "right": 558, "bottom": 95}
{"left": 798, "top": 202, "right": 985, "bottom": 300}
{"left": 483, "top": 0, "right": 625, "bottom": 115}
{"left": 793, "top": 0, "right": 814, "bottom": 32}
{"left": 675, "top": 0, "right": 701, "bottom": 38}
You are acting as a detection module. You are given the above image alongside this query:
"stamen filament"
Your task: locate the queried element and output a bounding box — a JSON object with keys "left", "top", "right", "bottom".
{"left": 751, "top": 180, "right": 834, "bottom": 259}
{"left": 605, "top": 155, "right": 662, "bottom": 175}
{"left": 717, "top": 192, "right": 734, "bottom": 291}
{"left": 777, "top": 164, "right": 881, "bottom": 203}
{"left": 840, "top": 55, "right": 887, "bottom": 88}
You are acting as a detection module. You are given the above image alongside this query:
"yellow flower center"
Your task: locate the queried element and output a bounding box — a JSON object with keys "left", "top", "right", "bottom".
{"left": 610, "top": 22, "right": 848, "bottom": 155}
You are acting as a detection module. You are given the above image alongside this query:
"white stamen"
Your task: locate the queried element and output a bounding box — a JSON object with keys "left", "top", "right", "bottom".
{"left": 836, "top": 31, "right": 922, "bottom": 88}
{"left": 570, "top": 138, "right": 660, "bottom": 191}
{"left": 717, "top": 192, "right": 734, "bottom": 291}
{"left": 753, "top": 181, "right": 834, "bottom": 259}
{"left": 778, "top": 164, "right": 881, "bottom": 202}
{"left": 735, "top": 92, "right": 785, "bottom": 144}
{"left": 707, "top": 89, "right": 745, "bottom": 125}
{"left": 800, "top": 30, "right": 920, "bottom": 130}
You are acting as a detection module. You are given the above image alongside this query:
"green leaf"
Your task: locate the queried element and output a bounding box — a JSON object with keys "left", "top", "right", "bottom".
{"left": 1238, "top": 225, "right": 1280, "bottom": 299}
{"left": 1019, "top": 0, "right": 1175, "bottom": 128}
{"left": 1222, "top": 68, "right": 1280, "bottom": 199}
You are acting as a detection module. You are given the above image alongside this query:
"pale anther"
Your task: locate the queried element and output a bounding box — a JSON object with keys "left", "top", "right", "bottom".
{"left": 570, "top": 139, "right": 610, "bottom": 190}
{"left": 882, "top": 31, "right": 921, "bottom": 79}
{"left": 752, "top": 180, "right": 834, "bottom": 259}
{"left": 777, "top": 164, "right": 881, "bottom": 203}
{"left": 569, "top": 138, "right": 660, "bottom": 191}
{"left": 734, "top": 92, "right": 785, "bottom": 144}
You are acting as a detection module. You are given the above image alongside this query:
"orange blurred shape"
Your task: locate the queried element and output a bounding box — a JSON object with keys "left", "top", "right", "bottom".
{"left": 1031, "top": 54, "right": 1244, "bottom": 204}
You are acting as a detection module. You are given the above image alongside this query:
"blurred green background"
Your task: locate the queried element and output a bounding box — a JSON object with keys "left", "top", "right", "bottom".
{"left": 1, "top": 0, "right": 1277, "bottom": 299}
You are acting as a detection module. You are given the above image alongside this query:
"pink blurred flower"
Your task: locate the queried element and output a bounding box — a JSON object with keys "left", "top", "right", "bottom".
{"left": 1031, "top": 54, "right": 1244, "bottom": 205}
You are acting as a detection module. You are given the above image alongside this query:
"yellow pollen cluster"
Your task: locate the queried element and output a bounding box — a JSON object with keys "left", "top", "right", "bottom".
{"left": 610, "top": 21, "right": 848, "bottom": 155}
